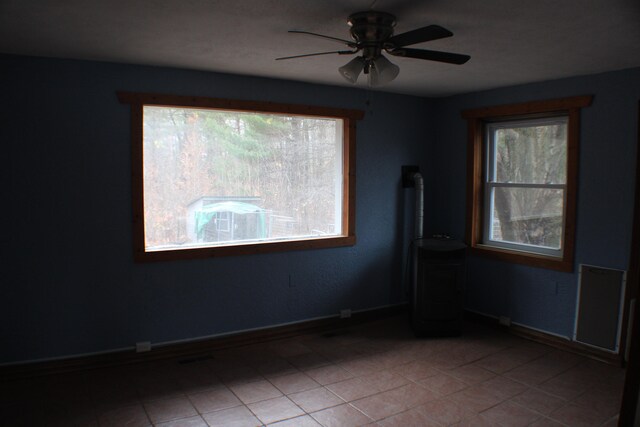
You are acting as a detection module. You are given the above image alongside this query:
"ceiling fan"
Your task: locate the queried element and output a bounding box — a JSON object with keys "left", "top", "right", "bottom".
{"left": 276, "top": 11, "right": 470, "bottom": 87}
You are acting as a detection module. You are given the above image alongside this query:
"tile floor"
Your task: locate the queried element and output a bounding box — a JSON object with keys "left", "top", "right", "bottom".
{"left": 0, "top": 315, "right": 625, "bottom": 426}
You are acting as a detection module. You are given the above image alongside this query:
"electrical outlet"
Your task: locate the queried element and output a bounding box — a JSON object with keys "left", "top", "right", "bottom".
{"left": 499, "top": 316, "right": 511, "bottom": 327}
{"left": 340, "top": 309, "right": 352, "bottom": 319}
{"left": 136, "top": 341, "right": 151, "bottom": 353}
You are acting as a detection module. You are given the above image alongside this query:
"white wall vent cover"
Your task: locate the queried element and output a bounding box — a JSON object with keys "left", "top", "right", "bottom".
{"left": 574, "top": 264, "right": 626, "bottom": 353}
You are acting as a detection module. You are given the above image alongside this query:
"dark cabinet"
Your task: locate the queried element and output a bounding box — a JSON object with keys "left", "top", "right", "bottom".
{"left": 412, "top": 239, "right": 466, "bottom": 336}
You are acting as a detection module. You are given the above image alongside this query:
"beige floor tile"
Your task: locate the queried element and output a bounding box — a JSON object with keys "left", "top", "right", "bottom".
{"left": 363, "top": 369, "right": 410, "bottom": 392}
{"left": 269, "top": 371, "right": 320, "bottom": 394}
{"left": 392, "top": 359, "right": 439, "bottom": 381}
{"left": 427, "top": 351, "right": 469, "bottom": 370}
{"left": 351, "top": 391, "right": 408, "bottom": 421}
{"left": 504, "top": 362, "right": 557, "bottom": 386}
{"left": 449, "top": 384, "right": 504, "bottom": 413}
{"left": 473, "top": 351, "right": 527, "bottom": 373}
{"left": 366, "top": 348, "right": 416, "bottom": 369}
{"left": 337, "top": 358, "right": 382, "bottom": 376}
{"left": 601, "top": 415, "right": 621, "bottom": 427}
{"left": 571, "top": 388, "right": 622, "bottom": 419}
{"left": 310, "top": 403, "right": 373, "bottom": 427}
{"left": 418, "top": 373, "right": 469, "bottom": 395}
{"left": 415, "top": 397, "right": 476, "bottom": 425}
{"left": 267, "top": 414, "right": 322, "bottom": 426}
{"left": 510, "top": 388, "right": 565, "bottom": 415}
{"left": 202, "top": 405, "right": 262, "bottom": 427}
{"left": 155, "top": 415, "right": 209, "bottom": 427}
{"left": 376, "top": 408, "right": 441, "bottom": 426}
{"left": 574, "top": 360, "right": 626, "bottom": 388}
{"left": 480, "top": 375, "right": 528, "bottom": 400}
{"left": 448, "top": 364, "right": 496, "bottom": 385}
{"left": 304, "top": 364, "right": 354, "bottom": 385}
{"left": 392, "top": 383, "right": 440, "bottom": 408}
{"left": 549, "top": 402, "right": 613, "bottom": 427}
{"left": 352, "top": 383, "right": 438, "bottom": 420}
{"left": 529, "top": 417, "right": 567, "bottom": 427}
{"left": 289, "top": 387, "right": 345, "bottom": 412}
{"left": 325, "top": 376, "right": 379, "bottom": 402}
{"left": 188, "top": 386, "right": 242, "bottom": 413}
{"left": 480, "top": 400, "right": 541, "bottom": 426}
{"left": 537, "top": 371, "right": 591, "bottom": 400}
{"left": 144, "top": 396, "right": 197, "bottom": 424}
{"left": 455, "top": 413, "right": 503, "bottom": 426}
{"left": 474, "top": 343, "right": 550, "bottom": 374}
{"left": 248, "top": 396, "right": 304, "bottom": 425}
{"left": 229, "top": 379, "right": 282, "bottom": 404}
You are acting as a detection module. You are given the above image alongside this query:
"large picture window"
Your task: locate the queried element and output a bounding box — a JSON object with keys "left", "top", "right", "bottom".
{"left": 463, "top": 96, "right": 592, "bottom": 271}
{"left": 118, "top": 93, "right": 363, "bottom": 261}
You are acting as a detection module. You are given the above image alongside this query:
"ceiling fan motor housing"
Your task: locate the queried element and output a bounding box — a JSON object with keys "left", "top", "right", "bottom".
{"left": 347, "top": 11, "right": 396, "bottom": 60}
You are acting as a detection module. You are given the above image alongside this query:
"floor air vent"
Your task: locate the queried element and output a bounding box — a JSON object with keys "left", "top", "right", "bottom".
{"left": 574, "top": 264, "right": 626, "bottom": 353}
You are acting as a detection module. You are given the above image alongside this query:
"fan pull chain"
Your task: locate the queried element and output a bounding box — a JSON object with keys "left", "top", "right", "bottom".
{"left": 365, "top": 88, "right": 375, "bottom": 115}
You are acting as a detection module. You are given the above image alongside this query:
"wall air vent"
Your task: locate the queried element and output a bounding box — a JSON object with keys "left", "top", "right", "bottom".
{"left": 574, "top": 264, "right": 626, "bottom": 353}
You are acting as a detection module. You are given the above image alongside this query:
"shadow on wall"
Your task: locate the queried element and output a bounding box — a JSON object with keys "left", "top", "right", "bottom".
{"left": 464, "top": 256, "right": 577, "bottom": 338}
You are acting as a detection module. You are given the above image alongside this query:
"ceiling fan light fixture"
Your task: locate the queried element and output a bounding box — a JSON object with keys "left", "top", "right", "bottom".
{"left": 368, "top": 55, "right": 400, "bottom": 87}
{"left": 339, "top": 56, "right": 365, "bottom": 84}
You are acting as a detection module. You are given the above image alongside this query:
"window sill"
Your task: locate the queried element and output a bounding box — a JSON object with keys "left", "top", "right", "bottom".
{"left": 469, "top": 244, "right": 573, "bottom": 272}
{"left": 135, "top": 235, "right": 356, "bottom": 262}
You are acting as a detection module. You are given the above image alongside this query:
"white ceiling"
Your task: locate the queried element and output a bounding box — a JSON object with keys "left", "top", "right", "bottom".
{"left": 2, "top": 0, "right": 639, "bottom": 97}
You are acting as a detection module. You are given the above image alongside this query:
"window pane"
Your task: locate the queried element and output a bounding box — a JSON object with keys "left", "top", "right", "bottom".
{"left": 142, "top": 106, "right": 343, "bottom": 252}
{"left": 490, "top": 187, "right": 564, "bottom": 250}
{"left": 492, "top": 121, "right": 567, "bottom": 184}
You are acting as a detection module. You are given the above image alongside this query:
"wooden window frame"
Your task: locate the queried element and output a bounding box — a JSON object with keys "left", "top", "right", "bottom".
{"left": 462, "top": 95, "right": 593, "bottom": 272}
{"left": 118, "top": 92, "right": 364, "bottom": 262}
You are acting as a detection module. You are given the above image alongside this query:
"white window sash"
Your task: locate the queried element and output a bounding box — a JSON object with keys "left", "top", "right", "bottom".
{"left": 483, "top": 117, "right": 568, "bottom": 257}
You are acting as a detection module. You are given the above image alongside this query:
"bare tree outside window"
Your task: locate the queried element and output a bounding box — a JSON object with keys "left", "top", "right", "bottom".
{"left": 485, "top": 118, "right": 568, "bottom": 256}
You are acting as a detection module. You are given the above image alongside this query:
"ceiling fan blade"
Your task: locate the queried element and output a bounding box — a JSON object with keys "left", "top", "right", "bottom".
{"left": 288, "top": 30, "right": 356, "bottom": 47}
{"left": 276, "top": 50, "right": 357, "bottom": 61}
{"left": 388, "top": 48, "right": 470, "bottom": 64}
{"left": 386, "top": 25, "right": 453, "bottom": 48}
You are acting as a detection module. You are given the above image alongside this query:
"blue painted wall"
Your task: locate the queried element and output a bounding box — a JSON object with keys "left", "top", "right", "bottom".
{"left": 431, "top": 67, "right": 640, "bottom": 338}
{"left": 1, "top": 55, "right": 431, "bottom": 364}
{"left": 3, "top": 53, "right": 639, "bottom": 364}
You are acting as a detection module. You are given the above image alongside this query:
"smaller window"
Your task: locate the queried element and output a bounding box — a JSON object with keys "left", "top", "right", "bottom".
{"left": 463, "top": 96, "right": 593, "bottom": 272}
{"left": 483, "top": 117, "right": 568, "bottom": 257}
